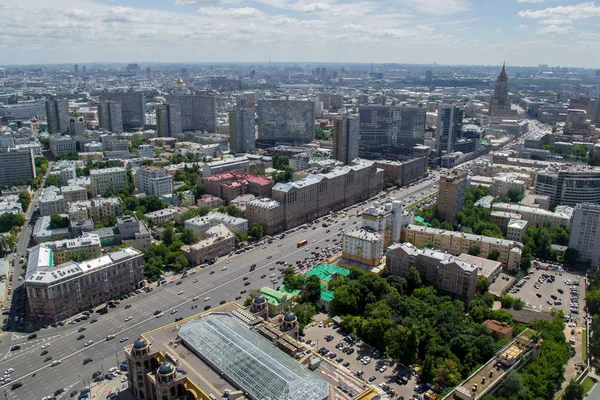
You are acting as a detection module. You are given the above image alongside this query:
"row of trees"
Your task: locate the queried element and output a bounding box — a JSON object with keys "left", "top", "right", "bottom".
{"left": 0, "top": 212, "right": 25, "bottom": 233}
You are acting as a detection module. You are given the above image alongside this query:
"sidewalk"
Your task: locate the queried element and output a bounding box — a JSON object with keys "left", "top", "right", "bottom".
{"left": 90, "top": 376, "right": 134, "bottom": 400}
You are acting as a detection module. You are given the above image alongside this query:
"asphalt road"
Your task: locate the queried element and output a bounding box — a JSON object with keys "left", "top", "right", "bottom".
{"left": 0, "top": 176, "right": 440, "bottom": 400}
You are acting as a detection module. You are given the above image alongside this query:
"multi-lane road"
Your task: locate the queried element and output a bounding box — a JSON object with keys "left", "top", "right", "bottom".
{"left": 0, "top": 175, "right": 439, "bottom": 400}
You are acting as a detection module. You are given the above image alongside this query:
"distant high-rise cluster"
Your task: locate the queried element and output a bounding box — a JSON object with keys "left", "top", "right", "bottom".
{"left": 358, "top": 105, "right": 426, "bottom": 157}
{"left": 99, "top": 91, "right": 146, "bottom": 130}
{"left": 435, "top": 104, "right": 464, "bottom": 155}
{"left": 257, "top": 99, "right": 315, "bottom": 146}
{"left": 97, "top": 101, "right": 124, "bottom": 134}
{"left": 45, "top": 99, "right": 69, "bottom": 133}
{"left": 156, "top": 103, "right": 182, "bottom": 137}
{"left": 229, "top": 106, "right": 256, "bottom": 153}
{"left": 165, "top": 95, "right": 217, "bottom": 133}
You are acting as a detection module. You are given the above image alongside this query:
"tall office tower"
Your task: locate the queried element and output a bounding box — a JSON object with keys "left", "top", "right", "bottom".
{"left": 98, "top": 91, "right": 145, "bottom": 130}
{"left": 534, "top": 166, "right": 600, "bottom": 207}
{"left": 82, "top": 66, "right": 87, "bottom": 74}
{"left": 358, "top": 105, "right": 426, "bottom": 157}
{"left": 489, "top": 63, "right": 512, "bottom": 117}
{"left": 156, "top": 103, "right": 182, "bottom": 137}
{"left": 164, "top": 95, "right": 216, "bottom": 132}
{"left": 569, "top": 203, "right": 600, "bottom": 268}
{"left": 97, "top": 101, "right": 124, "bottom": 134}
{"left": 74, "top": 64, "right": 78, "bottom": 74}
{"left": 45, "top": 99, "right": 70, "bottom": 133}
{"left": 435, "top": 104, "right": 464, "bottom": 155}
{"left": 333, "top": 115, "right": 359, "bottom": 164}
{"left": 437, "top": 170, "right": 469, "bottom": 222}
{"left": 229, "top": 107, "right": 255, "bottom": 153}
{"left": 0, "top": 148, "right": 36, "bottom": 186}
{"left": 589, "top": 99, "right": 600, "bottom": 125}
{"left": 257, "top": 99, "right": 315, "bottom": 146}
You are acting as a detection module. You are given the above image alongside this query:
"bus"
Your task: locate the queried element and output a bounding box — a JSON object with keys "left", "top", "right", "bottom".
{"left": 297, "top": 240, "right": 308, "bottom": 248}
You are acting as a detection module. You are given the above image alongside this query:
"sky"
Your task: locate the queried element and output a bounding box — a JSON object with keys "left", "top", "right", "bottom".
{"left": 1, "top": 0, "right": 600, "bottom": 67}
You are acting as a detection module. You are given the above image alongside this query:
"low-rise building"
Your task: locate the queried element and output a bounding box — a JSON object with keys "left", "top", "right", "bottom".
{"left": 41, "top": 233, "right": 102, "bottom": 264}
{"left": 38, "top": 186, "right": 66, "bottom": 217}
{"left": 492, "top": 202, "right": 573, "bottom": 228}
{"left": 185, "top": 212, "right": 248, "bottom": 236}
{"left": 49, "top": 135, "right": 76, "bottom": 157}
{"left": 483, "top": 319, "right": 514, "bottom": 341}
{"left": 245, "top": 198, "right": 284, "bottom": 235}
{"left": 181, "top": 223, "right": 235, "bottom": 265}
{"left": 491, "top": 173, "right": 527, "bottom": 196}
{"left": 117, "top": 215, "right": 152, "bottom": 250}
{"left": 506, "top": 219, "right": 528, "bottom": 242}
{"left": 67, "top": 198, "right": 123, "bottom": 223}
{"left": 196, "top": 194, "right": 225, "bottom": 209}
{"left": 25, "top": 247, "right": 144, "bottom": 321}
{"left": 135, "top": 166, "right": 173, "bottom": 197}
{"left": 490, "top": 211, "right": 522, "bottom": 232}
{"left": 60, "top": 185, "right": 88, "bottom": 203}
{"left": 386, "top": 242, "right": 478, "bottom": 301}
{"left": 202, "top": 172, "right": 274, "bottom": 203}
{"left": 49, "top": 160, "right": 77, "bottom": 185}
{"left": 340, "top": 228, "right": 384, "bottom": 269}
{"left": 305, "top": 264, "right": 350, "bottom": 289}
{"left": 374, "top": 157, "right": 428, "bottom": 186}
{"left": 403, "top": 224, "right": 523, "bottom": 271}
{"left": 203, "top": 156, "right": 250, "bottom": 177}
{"left": 143, "top": 207, "right": 181, "bottom": 225}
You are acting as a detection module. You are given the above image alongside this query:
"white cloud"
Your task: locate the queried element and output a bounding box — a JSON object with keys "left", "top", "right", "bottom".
{"left": 175, "top": 0, "right": 220, "bottom": 5}
{"left": 302, "top": 3, "right": 330, "bottom": 13}
{"left": 518, "top": 2, "right": 600, "bottom": 24}
{"left": 536, "top": 24, "right": 573, "bottom": 34}
{"left": 401, "top": 0, "right": 470, "bottom": 15}
{"left": 517, "top": 0, "right": 544, "bottom": 3}
{"left": 197, "top": 6, "right": 264, "bottom": 17}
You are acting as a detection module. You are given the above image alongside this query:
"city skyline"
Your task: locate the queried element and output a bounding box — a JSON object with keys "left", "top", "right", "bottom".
{"left": 2, "top": 0, "right": 600, "bottom": 67}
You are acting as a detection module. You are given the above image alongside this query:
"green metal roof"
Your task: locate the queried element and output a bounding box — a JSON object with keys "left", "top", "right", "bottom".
{"left": 306, "top": 264, "right": 350, "bottom": 283}
{"left": 320, "top": 289, "right": 334, "bottom": 303}
{"left": 280, "top": 285, "right": 301, "bottom": 297}
{"left": 260, "top": 287, "right": 289, "bottom": 305}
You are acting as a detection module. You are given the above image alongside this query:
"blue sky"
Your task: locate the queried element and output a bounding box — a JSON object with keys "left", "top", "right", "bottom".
{"left": 1, "top": 0, "right": 600, "bottom": 66}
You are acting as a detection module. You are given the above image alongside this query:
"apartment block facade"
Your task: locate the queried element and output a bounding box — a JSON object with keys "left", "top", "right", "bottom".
{"left": 135, "top": 166, "right": 173, "bottom": 197}
{"left": 257, "top": 99, "right": 315, "bottom": 145}
{"left": 99, "top": 91, "right": 146, "bottom": 130}
{"left": 164, "top": 95, "right": 217, "bottom": 133}
{"left": 90, "top": 167, "right": 128, "bottom": 196}
{"left": 245, "top": 198, "right": 284, "bottom": 235}
{"left": 0, "top": 147, "right": 36, "bottom": 186}
{"left": 534, "top": 166, "right": 600, "bottom": 206}
{"left": 437, "top": 170, "right": 469, "bottom": 222}
{"left": 568, "top": 203, "right": 600, "bottom": 269}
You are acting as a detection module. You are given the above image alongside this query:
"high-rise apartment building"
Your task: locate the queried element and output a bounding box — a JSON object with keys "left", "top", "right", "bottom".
{"left": 568, "top": 203, "right": 600, "bottom": 268}
{"left": 98, "top": 101, "right": 124, "bottom": 134}
{"left": 164, "top": 95, "right": 217, "bottom": 133}
{"left": 99, "top": 91, "right": 145, "bottom": 130}
{"left": 69, "top": 116, "right": 85, "bottom": 136}
{"left": 45, "top": 99, "right": 69, "bottom": 133}
{"left": 257, "top": 99, "right": 315, "bottom": 145}
{"left": 229, "top": 107, "right": 256, "bottom": 153}
{"left": 0, "top": 147, "right": 36, "bottom": 186}
{"left": 135, "top": 166, "right": 173, "bottom": 197}
{"left": 358, "top": 105, "right": 426, "bottom": 157}
{"left": 534, "top": 166, "right": 600, "bottom": 207}
{"left": 156, "top": 103, "right": 182, "bottom": 137}
{"left": 437, "top": 170, "right": 469, "bottom": 222}
{"left": 333, "top": 115, "right": 359, "bottom": 164}
{"left": 489, "top": 63, "right": 512, "bottom": 117}
{"left": 435, "top": 104, "right": 464, "bottom": 155}
{"left": 90, "top": 167, "right": 128, "bottom": 196}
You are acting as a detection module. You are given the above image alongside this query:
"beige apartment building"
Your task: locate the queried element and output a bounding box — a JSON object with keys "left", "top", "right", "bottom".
{"left": 68, "top": 198, "right": 123, "bottom": 223}
{"left": 181, "top": 224, "right": 235, "bottom": 265}
{"left": 90, "top": 167, "right": 127, "bottom": 196}
{"left": 271, "top": 159, "right": 383, "bottom": 231}
{"left": 437, "top": 170, "right": 469, "bottom": 222}
{"left": 492, "top": 202, "right": 573, "bottom": 228}
{"left": 245, "top": 198, "right": 285, "bottom": 235}
{"left": 403, "top": 224, "right": 523, "bottom": 271}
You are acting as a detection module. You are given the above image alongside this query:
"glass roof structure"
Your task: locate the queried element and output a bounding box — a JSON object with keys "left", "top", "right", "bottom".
{"left": 179, "top": 313, "right": 329, "bottom": 400}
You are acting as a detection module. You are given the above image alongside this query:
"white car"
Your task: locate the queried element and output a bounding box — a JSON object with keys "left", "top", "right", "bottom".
{"left": 5, "top": 369, "right": 14, "bottom": 374}
{"left": 192, "top": 296, "right": 199, "bottom": 301}
{"left": 177, "top": 291, "right": 184, "bottom": 295}
{"left": 204, "top": 297, "right": 211, "bottom": 302}
{"left": 221, "top": 266, "right": 227, "bottom": 271}
{"left": 120, "top": 337, "right": 129, "bottom": 343}
{"left": 84, "top": 340, "right": 93, "bottom": 346}
{"left": 155, "top": 313, "right": 164, "bottom": 318}
{"left": 124, "top": 316, "right": 133, "bottom": 322}
{"left": 41, "top": 343, "right": 50, "bottom": 349}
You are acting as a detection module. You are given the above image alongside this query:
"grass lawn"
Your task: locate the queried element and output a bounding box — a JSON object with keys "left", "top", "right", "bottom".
{"left": 581, "top": 376, "right": 595, "bottom": 396}
{"left": 582, "top": 328, "right": 588, "bottom": 362}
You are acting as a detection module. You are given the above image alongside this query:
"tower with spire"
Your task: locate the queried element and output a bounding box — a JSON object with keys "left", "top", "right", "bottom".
{"left": 489, "top": 63, "right": 514, "bottom": 118}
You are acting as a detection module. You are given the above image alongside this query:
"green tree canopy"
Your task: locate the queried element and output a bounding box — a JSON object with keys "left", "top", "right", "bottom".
{"left": 45, "top": 175, "right": 61, "bottom": 188}
{"left": 48, "top": 214, "right": 69, "bottom": 229}
{"left": 18, "top": 191, "right": 31, "bottom": 212}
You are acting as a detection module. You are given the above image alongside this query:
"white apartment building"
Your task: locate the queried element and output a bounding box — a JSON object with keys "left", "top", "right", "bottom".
{"left": 60, "top": 185, "right": 88, "bottom": 203}
{"left": 90, "top": 167, "right": 127, "bottom": 196}
{"left": 569, "top": 203, "right": 600, "bottom": 269}
{"left": 39, "top": 186, "right": 66, "bottom": 217}
{"left": 203, "top": 156, "right": 250, "bottom": 177}
{"left": 491, "top": 173, "right": 527, "bottom": 196}
{"left": 49, "top": 160, "right": 77, "bottom": 185}
{"left": 49, "top": 135, "right": 76, "bottom": 157}
{"left": 492, "top": 202, "right": 573, "bottom": 228}
{"left": 185, "top": 212, "right": 248, "bottom": 236}
{"left": 143, "top": 207, "right": 181, "bottom": 224}
{"left": 506, "top": 219, "right": 528, "bottom": 242}
{"left": 137, "top": 144, "right": 154, "bottom": 158}
{"left": 135, "top": 166, "right": 173, "bottom": 197}
{"left": 341, "top": 228, "right": 385, "bottom": 268}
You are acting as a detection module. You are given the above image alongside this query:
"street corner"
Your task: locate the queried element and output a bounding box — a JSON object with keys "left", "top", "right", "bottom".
{"left": 91, "top": 376, "right": 131, "bottom": 400}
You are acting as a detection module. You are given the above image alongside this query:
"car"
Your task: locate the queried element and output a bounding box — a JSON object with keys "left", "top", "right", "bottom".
{"left": 44, "top": 356, "right": 53, "bottom": 362}
{"left": 92, "top": 371, "right": 103, "bottom": 378}
{"left": 235, "top": 296, "right": 241, "bottom": 300}
{"left": 204, "top": 297, "right": 211, "bottom": 302}
{"left": 191, "top": 305, "right": 198, "bottom": 309}
{"left": 244, "top": 282, "right": 250, "bottom": 286}
{"left": 175, "top": 317, "right": 183, "bottom": 322}
{"left": 85, "top": 340, "right": 93, "bottom": 346}
{"left": 243, "top": 277, "right": 248, "bottom": 281}
{"left": 27, "top": 333, "right": 37, "bottom": 340}
{"left": 379, "top": 365, "right": 388, "bottom": 373}
{"left": 220, "top": 300, "right": 226, "bottom": 305}
{"left": 193, "top": 279, "right": 199, "bottom": 283}
{"left": 78, "top": 327, "right": 86, "bottom": 333}
{"left": 83, "top": 358, "right": 93, "bottom": 365}
{"left": 124, "top": 304, "right": 132, "bottom": 309}
{"left": 41, "top": 343, "right": 50, "bottom": 349}
{"left": 90, "top": 319, "right": 98, "bottom": 324}
{"left": 10, "top": 382, "right": 22, "bottom": 391}
{"left": 70, "top": 390, "right": 78, "bottom": 397}
{"left": 204, "top": 305, "right": 211, "bottom": 311}
{"left": 171, "top": 310, "right": 178, "bottom": 314}
{"left": 369, "top": 376, "right": 377, "bottom": 382}
{"left": 41, "top": 350, "right": 49, "bottom": 356}
{"left": 177, "top": 291, "right": 184, "bottom": 295}
{"left": 124, "top": 316, "right": 133, "bottom": 322}
{"left": 176, "top": 281, "right": 182, "bottom": 285}
{"left": 155, "top": 313, "right": 164, "bottom": 318}
{"left": 536, "top": 293, "right": 542, "bottom": 298}
{"left": 77, "top": 335, "right": 85, "bottom": 340}
{"left": 106, "top": 334, "right": 115, "bottom": 340}
{"left": 240, "top": 290, "right": 247, "bottom": 294}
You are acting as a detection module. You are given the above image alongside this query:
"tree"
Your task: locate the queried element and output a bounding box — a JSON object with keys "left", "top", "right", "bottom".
{"left": 387, "top": 275, "right": 407, "bottom": 295}
{"left": 563, "top": 379, "right": 584, "bottom": 400}
{"left": 468, "top": 244, "right": 481, "bottom": 256}
{"left": 48, "top": 214, "right": 70, "bottom": 229}
{"left": 0, "top": 213, "right": 25, "bottom": 232}
{"left": 500, "top": 295, "right": 515, "bottom": 309}
{"left": 163, "top": 226, "right": 175, "bottom": 246}
{"left": 56, "top": 150, "right": 79, "bottom": 160}
{"left": 272, "top": 154, "right": 290, "bottom": 170}
{"left": 45, "top": 175, "right": 61, "bottom": 188}
{"left": 181, "top": 228, "right": 196, "bottom": 245}
{"left": 507, "top": 189, "right": 525, "bottom": 203}
{"left": 587, "top": 289, "right": 600, "bottom": 316}
{"left": 225, "top": 205, "right": 245, "bottom": 218}
{"left": 476, "top": 276, "right": 490, "bottom": 295}
{"left": 513, "top": 298, "right": 525, "bottom": 310}
{"left": 290, "top": 303, "right": 316, "bottom": 333}
{"left": 248, "top": 223, "right": 264, "bottom": 240}
{"left": 434, "top": 358, "right": 462, "bottom": 386}
{"left": 385, "top": 325, "right": 419, "bottom": 365}
{"left": 487, "top": 250, "right": 500, "bottom": 261}
{"left": 406, "top": 267, "right": 422, "bottom": 295}
{"left": 564, "top": 248, "right": 580, "bottom": 266}
{"left": 303, "top": 275, "right": 322, "bottom": 303}
{"left": 496, "top": 371, "right": 525, "bottom": 398}
{"left": 18, "top": 191, "right": 31, "bottom": 212}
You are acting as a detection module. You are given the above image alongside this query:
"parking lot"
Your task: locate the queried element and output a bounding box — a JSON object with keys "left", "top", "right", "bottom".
{"left": 511, "top": 267, "right": 585, "bottom": 322}
{"left": 302, "top": 319, "right": 418, "bottom": 399}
